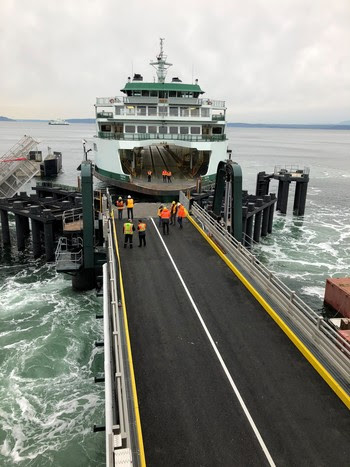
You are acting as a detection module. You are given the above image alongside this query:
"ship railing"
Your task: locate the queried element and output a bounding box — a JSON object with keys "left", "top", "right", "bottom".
{"left": 96, "top": 96, "right": 226, "bottom": 108}
{"left": 98, "top": 131, "right": 226, "bottom": 142}
{"left": 55, "top": 236, "right": 83, "bottom": 265}
{"left": 191, "top": 201, "right": 350, "bottom": 392}
{"left": 35, "top": 180, "right": 82, "bottom": 192}
{"left": 102, "top": 208, "right": 141, "bottom": 466}
{"left": 274, "top": 165, "right": 310, "bottom": 176}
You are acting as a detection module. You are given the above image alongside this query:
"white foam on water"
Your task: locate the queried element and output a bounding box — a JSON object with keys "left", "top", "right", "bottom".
{"left": 0, "top": 264, "right": 104, "bottom": 465}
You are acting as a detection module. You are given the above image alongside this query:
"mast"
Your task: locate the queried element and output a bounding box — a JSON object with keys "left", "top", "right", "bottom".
{"left": 150, "top": 38, "right": 172, "bottom": 83}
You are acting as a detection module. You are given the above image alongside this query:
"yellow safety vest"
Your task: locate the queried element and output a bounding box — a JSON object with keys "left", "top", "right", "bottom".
{"left": 127, "top": 199, "right": 134, "bottom": 208}
{"left": 124, "top": 223, "right": 133, "bottom": 235}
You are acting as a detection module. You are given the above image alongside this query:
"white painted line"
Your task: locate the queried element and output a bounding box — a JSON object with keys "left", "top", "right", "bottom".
{"left": 151, "top": 218, "right": 276, "bottom": 467}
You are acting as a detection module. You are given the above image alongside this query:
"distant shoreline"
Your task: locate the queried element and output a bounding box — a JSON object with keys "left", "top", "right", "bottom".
{"left": 1, "top": 117, "right": 349, "bottom": 130}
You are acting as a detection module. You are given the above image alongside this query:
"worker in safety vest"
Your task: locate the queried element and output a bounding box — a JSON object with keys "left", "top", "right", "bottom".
{"left": 161, "top": 206, "right": 171, "bottom": 235}
{"left": 123, "top": 219, "right": 135, "bottom": 248}
{"left": 162, "top": 169, "right": 167, "bottom": 183}
{"left": 170, "top": 201, "right": 177, "bottom": 225}
{"left": 137, "top": 219, "right": 147, "bottom": 247}
{"left": 126, "top": 195, "right": 134, "bottom": 220}
{"left": 116, "top": 196, "right": 124, "bottom": 220}
{"left": 147, "top": 170, "right": 152, "bottom": 182}
{"left": 167, "top": 171, "right": 172, "bottom": 183}
{"left": 177, "top": 203, "right": 186, "bottom": 229}
{"left": 157, "top": 204, "right": 163, "bottom": 227}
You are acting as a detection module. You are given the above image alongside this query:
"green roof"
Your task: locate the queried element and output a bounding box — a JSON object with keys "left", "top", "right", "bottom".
{"left": 121, "top": 82, "right": 204, "bottom": 93}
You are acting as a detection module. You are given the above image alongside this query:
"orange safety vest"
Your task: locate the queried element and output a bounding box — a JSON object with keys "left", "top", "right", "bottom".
{"left": 161, "top": 208, "right": 170, "bottom": 219}
{"left": 162, "top": 170, "right": 167, "bottom": 176}
{"left": 127, "top": 198, "right": 134, "bottom": 208}
{"left": 123, "top": 222, "right": 134, "bottom": 234}
{"left": 116, "top": 200, "right": 124, "bottom": 210}
{"left": 168, "top": 171, "right": 172, "bottom": 177}
{"left": 177, "top": 205, "right": 186, "bottom": 218}
{"left": 138, "top": 222, "right": 146, "bottom": 232}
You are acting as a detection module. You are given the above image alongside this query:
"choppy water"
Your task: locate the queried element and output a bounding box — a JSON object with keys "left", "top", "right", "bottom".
{"left": 0, "top": 122, "right": 350, "bottom": 464}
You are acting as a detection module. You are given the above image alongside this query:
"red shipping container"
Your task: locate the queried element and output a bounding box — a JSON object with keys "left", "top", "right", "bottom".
{"left": 324, "top": 277, "right": 350, "bottom": 319}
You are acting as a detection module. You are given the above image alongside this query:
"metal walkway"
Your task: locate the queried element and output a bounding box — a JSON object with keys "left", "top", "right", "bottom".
{"left": 104, "top": 202, "right": 350, "bottom": 466}
{"left": 0, "top": 135, "right": 40, "bottom": 198}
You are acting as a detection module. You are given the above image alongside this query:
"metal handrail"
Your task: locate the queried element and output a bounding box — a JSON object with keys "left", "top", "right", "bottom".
{"left": 191, "top": 202, "right": 350, "bottom": 388}
{"left": 62, "top": 207, "right": 83, "bottom": 226}
{"left": 55, "top": 236, "right": 83, "bottom": 264}
{"left": 98, "top": 131, "right": 226, "bottom": 142}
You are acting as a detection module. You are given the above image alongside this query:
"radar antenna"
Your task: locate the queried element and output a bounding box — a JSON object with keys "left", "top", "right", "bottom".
{"left": 150, "top": 38, "right": 172, "bottom": 83}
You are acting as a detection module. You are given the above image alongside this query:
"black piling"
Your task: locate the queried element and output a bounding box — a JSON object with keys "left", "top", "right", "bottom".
{"left": 244, "top": 203, "right": 255, "bottom": 248}
{"left": 30, "top": 210, "right": 42, "bottom": 258}
{"left": 261, "top": 195, "right": 271, "bottom": 237}
{"left": 276, "top": 178, "right": 290, "bottom": 214}
{"left": 253, "top": 199, "right": 263, "bottom": 243}
{"left": 293, "top": 179, "right": 309, "bottom": 216}
{"left": 43, "top": 214, "right": 55, "bottom": 261}
{"left": 0, "top": 209, "right": 11, "bottom": 245}
{"left": 268, "top": 193, "right": 276, "bottom": 234}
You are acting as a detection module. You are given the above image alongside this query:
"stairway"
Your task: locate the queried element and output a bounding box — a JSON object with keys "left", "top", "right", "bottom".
{"left": 0, "top": 135, "right": 40, "bottom": 198}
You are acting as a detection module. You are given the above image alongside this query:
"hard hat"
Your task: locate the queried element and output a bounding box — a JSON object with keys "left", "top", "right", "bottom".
{"left": 128, "top": 219, "right": 132, "bottom": 222}
{"left": 172, "top": 201, "right": 176, "bottom": 204}
{"left": 118, "top": 196, "right": 122, "bottom": 200}
{"left": 128, "top": 195, "right": 131, "bottom": 198}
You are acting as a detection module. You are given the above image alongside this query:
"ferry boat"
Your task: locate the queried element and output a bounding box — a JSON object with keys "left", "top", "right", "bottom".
{"left": 93, "top": 39, "right": 228, "bottom": 195}
{"left": 48, "top": 119, "right": 69, "bottom": 125}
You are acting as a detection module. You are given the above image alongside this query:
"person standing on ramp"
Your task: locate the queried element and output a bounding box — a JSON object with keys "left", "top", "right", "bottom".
{"left": 123, "top": 219, "right": 135, "bottom": 248}
{"left": 126, "top": 195, "right": 134, "bottom": 220}
{"left": 137, "top": 219, "right": 147, "bottom": 247}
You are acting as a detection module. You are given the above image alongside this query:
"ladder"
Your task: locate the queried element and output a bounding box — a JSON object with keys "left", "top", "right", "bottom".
{"left": 0, "top": 135, "right": 40, "bottom": 198}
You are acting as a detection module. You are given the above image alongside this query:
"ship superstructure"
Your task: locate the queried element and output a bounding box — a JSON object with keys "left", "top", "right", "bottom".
{"left": 93, "top": 39, "right": 228, "bottom": 195}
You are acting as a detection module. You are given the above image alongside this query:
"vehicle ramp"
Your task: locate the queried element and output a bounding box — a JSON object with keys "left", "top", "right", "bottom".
{"left": 114, "top": 210, "right": 350, "bottom": 466}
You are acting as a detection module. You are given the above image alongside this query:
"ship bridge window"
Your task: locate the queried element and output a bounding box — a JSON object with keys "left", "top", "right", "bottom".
{"left": 126, "top": 106, "right": 135, "bottom": 115}
{"left": 169, "top": 127, "right": 178, "bottom": 134}
{"left": 159, "top": 126, "right": 168, "bottom": 134}
{"left": 159, "top": 107, "right": 168, "bottom": 117}
{"left": 150, "top": 91, "right": 157, "bottom": 97}
{"left": 137, "top": 125, "right": 147, "bottom": 133}
{"left": 212, "top": 127, "right": 222, "bottom": 134}
{"left": 190, "top": 108, "right": 200, "bottom": 117}
{"left": 201, "top": 108, "right": 210, "bottom": 117}
{"left": 180, "top": 127, "right": 189, "bottom": 134}
{"left": 169, "top": 107, "right": 178, "bottom": 116}
{"left": 190, "top": 126, "right": 201, "bottom": 134}
{"left": 133, "top": 91, "right": 141, "bottom": 96}
{"left": 142, "top": 90, "right": 150, "bottom": 96}
{"left": 148, "top": 106, "right": 157, "bottom": 116}
{"left": 159, "top": 91, "right": 168, "bottom": 98}
{"left": 115, "top": 107, "right": 124, "bottom": 115}
{"left": 169, "top": 91, "right": 176, "bottom": 97}
{"left": 148, "top": 125, "right": 157, "bottom": 133}
{"left": 125, "top": 125, "right": 136, "bottom": 133}
{"left": 137, "top": 106, "right": 146, "bottom": 116}
{"left": 101, "top": 124, "right": 111, "bottom": 132}
{"left": 180, "top": 107, "right": 189, "bottom": 117}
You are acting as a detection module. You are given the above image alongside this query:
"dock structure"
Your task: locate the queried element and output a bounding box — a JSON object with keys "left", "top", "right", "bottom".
{"left": 256, "top": 165, "right": 310, "bottom": 215}
{"left": 100, "top": 199, "right": 350, "bottom": 466}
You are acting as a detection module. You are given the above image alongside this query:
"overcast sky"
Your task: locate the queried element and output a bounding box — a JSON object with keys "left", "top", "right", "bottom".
{"left": 1, "top": 0, "right": 349, "bottom": 123}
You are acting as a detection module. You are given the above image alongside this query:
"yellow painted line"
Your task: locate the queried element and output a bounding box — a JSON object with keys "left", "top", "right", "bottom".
{"left": 187, "top": 213, "right": 350, "bottom": 410}
{"left": 111, "top": 210, "right": 147, "bottom": 465}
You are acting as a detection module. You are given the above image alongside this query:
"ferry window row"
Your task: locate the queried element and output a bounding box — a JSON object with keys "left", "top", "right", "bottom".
{"left": 115, "top": 106, "right": 210, "bottom": 118}
{"left": 126, "top": 90, "right": 200, "bottom": 98}
{"left": 124, "top": 125, "right": 202, "bottom": 135}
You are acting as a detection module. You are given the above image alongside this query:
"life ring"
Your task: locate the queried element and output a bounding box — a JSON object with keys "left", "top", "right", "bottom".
{"left": 109, "top": 98, "right": 115, "bottom": 104}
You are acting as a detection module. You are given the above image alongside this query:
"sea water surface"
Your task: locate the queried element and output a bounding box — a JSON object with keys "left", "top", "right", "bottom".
{"left": 0, "top": 122, "right": 350, "bottom": 465}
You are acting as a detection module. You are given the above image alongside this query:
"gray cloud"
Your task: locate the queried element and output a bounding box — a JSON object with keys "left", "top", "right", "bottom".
{"left": 1, "top": 0, "right": 349, "bottom": 123}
